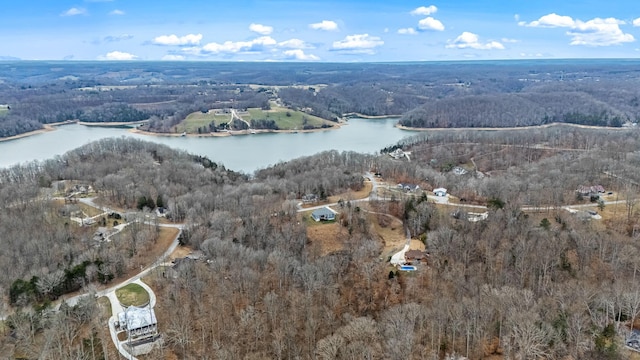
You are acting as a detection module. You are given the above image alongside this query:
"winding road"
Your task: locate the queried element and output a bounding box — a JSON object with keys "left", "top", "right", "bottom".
{"left": 52, "top": 197, "right": 184, "bottom": 359}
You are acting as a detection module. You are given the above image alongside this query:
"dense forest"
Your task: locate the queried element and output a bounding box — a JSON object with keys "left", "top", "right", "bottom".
{"left": 2, "top": 60, "right": 640, "bottom": 138}
{"left": 2, "top": 126, "right": 640, "bottom": 358}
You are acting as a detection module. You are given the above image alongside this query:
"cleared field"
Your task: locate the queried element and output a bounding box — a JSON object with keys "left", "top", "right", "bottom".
{"left": 115, "top": 283, "right": 150, "bottom": 307}
{"left": 98, "top": 296, "right": 112, "bottom": 317}
{"left": 177, "top": 106, "right": 333, "bottom": 133}
{"left": 176, "top": 111, "right": 232, "bottom": 133}
{"left": 0, "top": 106, "right": 8, "bottom": 116}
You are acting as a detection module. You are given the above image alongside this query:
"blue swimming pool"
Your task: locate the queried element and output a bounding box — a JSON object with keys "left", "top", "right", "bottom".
{"left": 399, "top": 265, "right": 417, "bottom": 271}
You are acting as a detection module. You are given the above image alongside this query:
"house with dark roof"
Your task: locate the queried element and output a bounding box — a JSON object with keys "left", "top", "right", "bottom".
{"left": 405, "top": 250, "right": 429, "bottom": 263}
{"left": 302, "top": 193, "right": 319, "bottom": 204}
{"left": 311, "top": 207, "right": 336, "bottom": 222}
{"left": 577, "top": 184, "right": 606, "bottom": 196}
{"left": 397, "top": 183, "right": 420, "bottom": 192}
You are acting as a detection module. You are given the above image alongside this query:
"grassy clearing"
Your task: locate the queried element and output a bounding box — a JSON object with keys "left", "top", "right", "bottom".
{"left": 328, "top": 181, "right": 372, "bottom": 203}
{"left": 306, "top": 219, "right": 348, "bottom": 255}
{"left": 77, "top": 203, "right": 106, "bottom": 218}
{"left": 177, "top": 106, "right": 333, "bottom": 133}
{"left": 177, "top": 111, "right": 232, "bottom": 133}
{"left": 115, "top": 283, "right": 150, "bottom": 307}
{"left": 98, "top": 296, "right": 112, "bottom": 317}
{"left": 248, "top": 105, "right": 330, "bottom": 129}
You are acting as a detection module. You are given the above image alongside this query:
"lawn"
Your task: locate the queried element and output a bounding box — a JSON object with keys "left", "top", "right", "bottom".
{"left": 177, "top": 111, "right": 234, "bottom": 133}
{"left": 247, "top": 106, "right": 331, "bottom": 130}
{"left": 115, "top": 283, "right": 150, "bottom": 307}
{"left": 177, "top": 106, "right": 334, "bottom": 133}
{"left": 98, "top": 296, "right": 112, "bottom": 317}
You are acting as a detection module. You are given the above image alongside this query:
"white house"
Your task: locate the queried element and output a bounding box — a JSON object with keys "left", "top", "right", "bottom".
{"left": 433, "top": 188, "right": 447, "bottom": 197}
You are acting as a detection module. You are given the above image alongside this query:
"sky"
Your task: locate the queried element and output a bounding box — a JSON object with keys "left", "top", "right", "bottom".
{"left": 2, "top": 0, "right": 640, "bottom": 62}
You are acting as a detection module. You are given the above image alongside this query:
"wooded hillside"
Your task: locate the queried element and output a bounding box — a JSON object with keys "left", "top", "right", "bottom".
{"left": 3, "top": 60, "right": 640, "bottom": 138}
{"left": 2, "top": 129, "right": 640, "bottom": 358}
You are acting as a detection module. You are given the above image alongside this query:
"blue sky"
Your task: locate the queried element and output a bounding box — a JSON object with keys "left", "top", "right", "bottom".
{"left": 2, "top": 0, "right": 640, "bottom": 61}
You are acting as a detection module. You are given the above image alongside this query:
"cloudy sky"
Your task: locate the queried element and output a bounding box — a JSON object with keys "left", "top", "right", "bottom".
{"left": 2, "top": 0, "right": 640, "bottom": 61}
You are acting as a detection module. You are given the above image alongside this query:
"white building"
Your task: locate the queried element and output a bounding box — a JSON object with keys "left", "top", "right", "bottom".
{"left": 433, "top": 188, "right": 447, "bottom": 197}
{"left": 117, "top": 306, "right": 158, "bottom": 341}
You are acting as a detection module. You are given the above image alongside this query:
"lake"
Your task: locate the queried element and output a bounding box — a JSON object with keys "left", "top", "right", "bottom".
{"left": 0, "top": 118, "right": 412, "bottom": 174}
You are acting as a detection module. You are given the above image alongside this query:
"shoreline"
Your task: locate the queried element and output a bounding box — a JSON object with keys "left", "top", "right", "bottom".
{"left": 0, "top": 126, "right": 55, "bottom": 143}
{"left": 130, "top": 121, "right": 343, "bottom": 138}
{"left": 1, "top": 118, "right": 632, "bottom": 144}
{"left": 78, "top": 120, "right": 149, "bottom": 127}
{"left": 343, "top": 113, "right": 402, "bottom": 119}
{"left": 0, "top": 119, "right": 78, "bottom": 143}
{"left": 395, "top": 122, "right": 636, "bottom": 132}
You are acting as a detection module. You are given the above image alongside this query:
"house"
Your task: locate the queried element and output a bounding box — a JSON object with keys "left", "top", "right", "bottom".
{"left": 311, "top": 207, "right": 336, "bottom": 222}
{"left": 398, "top": 183, "right": 420, "bottom": 192}
{"left": 433, "top": 188, "right": 447, "bottom": 197}
{"left": 467, "top": 212, "right": 489, "bottom": 222}
{"left": 389, "top": 148, "right": 405, "bottom": 159}
{"left": 93, "top": 227, "right": 111, "bottom": 242}
{"left": 155, "top": 207, "right": 167, "bottom": 218}
{"left": 453, "top": 167, "right": 468, "bottom": 176}
{"left": 404, "top": 249, "right": 429, "bottom": 263}
{"left": 117, "top": 306, "right": 158, "bottom": 342}
{"left": 577, "top": 184, "right": 606, "bottom": 196}
{"left": 302, "top": 193, "right": 319, "bottom": 204}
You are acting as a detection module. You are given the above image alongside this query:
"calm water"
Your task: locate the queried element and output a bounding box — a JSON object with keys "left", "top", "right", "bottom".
{"left": 0, "top": 118, "right": 411, "bottom": 174}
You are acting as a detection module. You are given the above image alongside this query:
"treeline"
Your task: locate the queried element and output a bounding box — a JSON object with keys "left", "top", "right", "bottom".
{"left": 278, "top": 83, "right": 424, "bottom": 120}
{"left": 4, "top": 60, "right": 640, "bottom": 138}
{"left": 78, "top": 102, "right": 148, "bottom": 123}
{"left": 399, "top": 86, "right": 634, "bottom": 128}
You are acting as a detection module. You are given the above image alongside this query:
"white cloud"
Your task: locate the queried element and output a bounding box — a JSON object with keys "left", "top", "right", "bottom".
{"left": 524, "top": 13, "right": 575, "bottom": 28}
{"left": 501, "top": 38, "right": 519, "bottom": 43}
{"left": 100, "top": 51, "right": 137, "bottom": 60}
{"left": 202, "top": 36, "right": 277, "bottom": 54}
{"left": 514, "top": 14, "right": 520, "bottom": 22}
{"left": 418, "top": 17, "right": 445, "bottom": 31}
{"left": 162, "top": 55, "right": 185, "bottom": 61}
{"left": 446, "top": 32, "right": 505, "bottom": 50}
{"left": 278, "top": 38, "right": 312, "bottom": 49}
{"left": 153, "top": 34, "right": 203, "bottom": 46}
{"left": 283, "top": 49, "right": 319, "bottom": 61}
{"left": 398, "top": 28, "right": 417, "bottom": 35}
{"left": 249, "top": 23, "right": 273, "bottom": 35}
{"left": 332, "top": 34, "right": 384, "bottom": 54}
{"left": 568, "top": 18, "right": 634, "bottom": 46}
{"left": 309, "top": 20, "right": 338, "bottom": 31}
{"left": 522, "top": 13, "right": 634, "bottom": 46}
{"left": 411, "top": 5, "right": 437, "bottom": 16}
{"left": 109, "top": 9, "right": 125, "bottom": 15}
{"left": 634, "top": 18, "right": 640, "bottom": 27}
{"left": 61, "top": 7, "right": 87, "bottom": 16}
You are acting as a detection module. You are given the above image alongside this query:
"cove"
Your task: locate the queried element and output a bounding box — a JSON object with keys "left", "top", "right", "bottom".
{"left": 0, "top": 118, "right": 411, "bottom": 174}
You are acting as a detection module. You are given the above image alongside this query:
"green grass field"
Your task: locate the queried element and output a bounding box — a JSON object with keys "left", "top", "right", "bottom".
{"left": 176, "top": 106, "right": 333, "bottom": 133}
{"left": 115, "top": 283, "right": 150, "bottom": 307}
